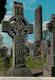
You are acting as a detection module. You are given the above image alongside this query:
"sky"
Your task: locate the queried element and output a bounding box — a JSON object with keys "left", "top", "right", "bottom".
{"left": 6, "top": 0, "right": 55, "bottom": 22}
{"left": 1, "top": 0, "right": 55, "bottom": 47}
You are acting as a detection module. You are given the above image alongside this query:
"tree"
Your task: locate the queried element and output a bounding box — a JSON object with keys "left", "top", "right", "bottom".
{"left": 0, "top": 0, "right": 6, "bottom": 23}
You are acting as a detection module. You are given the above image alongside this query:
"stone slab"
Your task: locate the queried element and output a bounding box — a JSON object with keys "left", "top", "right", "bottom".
{"left": 6, "top": 67, "right": 33, "bottom": 77}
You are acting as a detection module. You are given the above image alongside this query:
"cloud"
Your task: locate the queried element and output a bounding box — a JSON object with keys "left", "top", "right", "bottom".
{"left": 28, "top": 39, "right": 34, "bottom": 43}
{"left": 3, "top": 15, "right": 12, "bottom": 21}
{"left": 43, "top": 21, "right": 49, "bottom": 31}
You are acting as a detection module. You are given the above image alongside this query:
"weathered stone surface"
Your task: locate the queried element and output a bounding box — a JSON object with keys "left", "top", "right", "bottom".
{"left": 6, "top": 67, "right": 32, "bottom": 77}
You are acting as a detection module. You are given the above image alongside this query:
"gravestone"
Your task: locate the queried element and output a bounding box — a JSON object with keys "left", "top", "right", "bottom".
{"left": 2, "top": 1, "right": 33, "bottom": 76}
{"left": 3, "top": 55, "right": 10, "bottom": 68}
{"left": 43, "top": 15, "right": 55, "bottom": 77}
{"left": 40, "top": 40, "right": 48, "bottom": 58}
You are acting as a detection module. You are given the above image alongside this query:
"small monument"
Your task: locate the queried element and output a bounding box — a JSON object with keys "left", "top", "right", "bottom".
{"left": 2, "top": 1, "right": 33, "bottom": 76}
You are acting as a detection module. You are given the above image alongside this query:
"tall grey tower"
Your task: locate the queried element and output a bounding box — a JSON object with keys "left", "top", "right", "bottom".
{"left": 35, "top": 5, "right": 42, "bottom": 41}
{"left": 34, "top": 5, "right": 42, "bottom": 56}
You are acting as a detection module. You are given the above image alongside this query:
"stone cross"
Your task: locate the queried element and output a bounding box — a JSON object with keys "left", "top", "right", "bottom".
{"left": 2, "top": 16, "right": 33, "bottom": 68}
{"left": 43, "top": 14, "right": 55, "bottom": 77}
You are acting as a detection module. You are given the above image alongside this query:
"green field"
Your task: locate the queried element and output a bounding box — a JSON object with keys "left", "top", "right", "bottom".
{"left": 0, "top": 57, "right": 12, "bottom": 71}
{"left": 0, "top": 55, "right": 46, "bottom": 71}
{"left": 26, "top": 55, "right": 46, "bottom": 69}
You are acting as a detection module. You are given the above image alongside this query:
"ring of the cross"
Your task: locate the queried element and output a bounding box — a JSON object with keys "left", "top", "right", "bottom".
{"left": 9, "top": 16, "right": 28, "bottom": 38}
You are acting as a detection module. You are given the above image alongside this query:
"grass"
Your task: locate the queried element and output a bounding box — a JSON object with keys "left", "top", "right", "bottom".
{"left": 0, "top": 55, "right": 46, "bottom": 71}
{"left": 25, "top": 55, "right": 46, "bottom": 69}
{"left": 0, "top": 57, "right": 12, "bottom": 71}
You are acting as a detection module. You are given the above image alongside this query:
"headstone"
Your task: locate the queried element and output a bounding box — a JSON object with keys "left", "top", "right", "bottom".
{"left": 0, "top": 46, "right": 8, "bottom": 58}
{"left": 40, "top": 40, "right": 48, "bottom": 58}
{"left": 3, "top": 56, "right": 10, "bottom": 69}
{"left": 2, "top": 1, "right": 33, "bottom": 76}
{"left": 34, "top": 41, "right": 41, "bottom": 56}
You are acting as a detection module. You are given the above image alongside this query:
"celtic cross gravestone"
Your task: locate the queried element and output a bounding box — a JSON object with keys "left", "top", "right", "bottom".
{"left": 2, "top": 1, "right": 33, "bottom": 76}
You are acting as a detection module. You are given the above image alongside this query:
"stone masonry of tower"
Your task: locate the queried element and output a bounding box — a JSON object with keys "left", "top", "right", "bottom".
{"left": 34, "top": 5, "right": 42, "bottom": 56}
{"left": 35, "top": 5, "right": 42, "bottom": 41}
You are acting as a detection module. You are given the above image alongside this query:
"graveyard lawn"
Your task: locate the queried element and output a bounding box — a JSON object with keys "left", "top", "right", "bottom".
{"left": 0, "top": 55, "right": 46, "bottom": 71}
{"left": 0, "top": 57, "right": 12, "bottom": 71}
{"left": 26, "top": 55, "right": 46, "bottom": 69}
